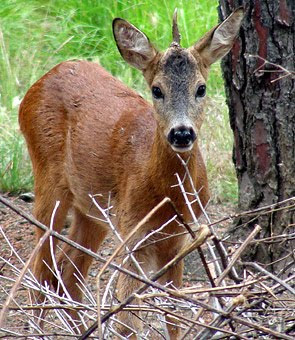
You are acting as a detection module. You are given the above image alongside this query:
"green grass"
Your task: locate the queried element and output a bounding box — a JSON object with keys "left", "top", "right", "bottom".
{"left": 0, "top": 0, "right": 237, "bottom": 202}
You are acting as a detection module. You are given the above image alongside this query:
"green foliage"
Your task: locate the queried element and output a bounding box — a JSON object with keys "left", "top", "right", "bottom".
{"left": 0, "top": 106, "right": 33, "bottom": 192}
{"left": 0, "top": 0, "right": 237, "bottom": 201}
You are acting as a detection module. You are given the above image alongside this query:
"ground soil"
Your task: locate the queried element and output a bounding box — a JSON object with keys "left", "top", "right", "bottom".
{"left": 0, "top": 194, "right": 235, "bottom": 338}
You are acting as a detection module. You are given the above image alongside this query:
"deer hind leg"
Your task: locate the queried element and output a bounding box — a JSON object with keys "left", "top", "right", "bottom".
{"left": 56, "top": 207, "right": 108, "bottom": 309}
{"left": 30, "top": 181, "right": 72, "bottom": 329}
{"left": 32, "top": 186, "right": 72, "bottom": 300}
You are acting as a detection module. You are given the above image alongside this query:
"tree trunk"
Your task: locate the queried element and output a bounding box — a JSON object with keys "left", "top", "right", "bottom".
{"left": 218, "top": 0, "right": 295, "bottom": 272}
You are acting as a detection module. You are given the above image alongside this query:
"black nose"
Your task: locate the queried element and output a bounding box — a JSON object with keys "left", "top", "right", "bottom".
{"left": 168, "top": 127, "right": 196, "bottom": 148}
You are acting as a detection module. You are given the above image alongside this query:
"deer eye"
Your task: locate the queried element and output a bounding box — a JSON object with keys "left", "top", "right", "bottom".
{"left": 152, "top": 86, "right": 164, "bottom": 99}
{"left": 196, "top": 84, "right": 206, "bottom": 98}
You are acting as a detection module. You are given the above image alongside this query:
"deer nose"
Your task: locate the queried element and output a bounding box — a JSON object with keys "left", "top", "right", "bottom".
{"left": 168, "top": 126, "right": 196, "bottom": 150}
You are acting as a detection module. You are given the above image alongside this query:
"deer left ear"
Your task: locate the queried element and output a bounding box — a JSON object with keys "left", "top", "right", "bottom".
{"left": 193, "top": 7, "right": 244, "bottom": 66}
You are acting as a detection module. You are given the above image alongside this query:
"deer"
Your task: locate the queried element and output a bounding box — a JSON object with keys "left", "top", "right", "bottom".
{"left": 19, "top": 7, "right": 243, "bottom": 339}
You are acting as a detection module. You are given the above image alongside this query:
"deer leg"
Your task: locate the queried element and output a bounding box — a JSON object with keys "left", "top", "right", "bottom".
{"left": 158, "top": 256, "right": 184, "bottom": 339}
{"left": 115, "top": 243, "right": 152, "bottom": 339}
{"left": 32, "top": 189, "right": 72, "bottom": 298}
{"left": 30, "top": 185, "right": 72, "bottom": 328}
{"left": 57, "top": 208, "right": 108, "bottom": 302}
{"left": 53, "top": 207, "right": 108, "bottom": 332}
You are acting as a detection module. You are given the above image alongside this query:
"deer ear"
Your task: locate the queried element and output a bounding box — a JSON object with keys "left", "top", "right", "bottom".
{"left": 113, "top": 18, "right": 157, "bottom": 71}
{"left": 193, "top": 8, "right": 244, "bottom": 66}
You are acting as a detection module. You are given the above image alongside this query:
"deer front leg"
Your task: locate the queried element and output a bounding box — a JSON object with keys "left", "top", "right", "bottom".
{"left": 158, "top": 256, "right": 184, "bottom": 339}
{"left": 115, "top": 252, "right": 147, "bottom": 339}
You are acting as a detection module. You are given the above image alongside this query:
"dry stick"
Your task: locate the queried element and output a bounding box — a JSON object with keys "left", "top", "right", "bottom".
{"left": 95, "top": 197, "right": 177, "bottom": 279}
{"left": 251, "top": 232, "right": 295, "bottom": 244}
{"left": 79, "top": 224, "right": 211, "bottom": 339}
{"left": 216, "top": 225, "right": 261, "bottom": 286}
{"left": 175, "top": 167, "right": 230, "bottom": 333}
{"left": 94, "top": 196, "right": 173, "bottom": 339}
{"left": 111, "top": 305, "right": 165, "bottom": 340}
{"left": 0, "top": 195, "right": 212, "bottom": 337}
{"left": 0, "top": 334, "right": 97, "bottom": 339}
{"left": 0, "top": 195, "right": 214, "bottom": 338}
{"left": 97, "top": 270, "right": 295, "bottom": 340}
{"left": 210, "top": 273, "right": 295, "bottom": 339}
{"left": 92, "top": 194, "right": 193, "bottom": 338}
{"left": 94, "top": 199, "right": 173, "bottom": 338}
{"left": 193, "top": 225, "right": 260, "bottom": 339}
{"left": 201, "top": 269, "right": 295, "bottom": 339}
{"left": 196, "top": 226, "right": 261, "bottom": 339}
{"left": 145, "top": 301, "right": 249, "bottom": 340}
{"left": 1, "top": 195, "right": 198, "bottom": 334}
{"left": 2, "top": 247, "right": 291, "bottom": 340}
{"left": 175, "top": 166, "right": 233, "bottom": 329}
{"left": 3, "top": 196, "right": 292, "bottom": 338}
{"left": 198, "top": 300, "right": 294, "bottom": 340}
{"left": 176, "top": 154, "right": 241, "bottom": 283}
{"left": 0, "top": 228, "right": 51, "bottom": 328}
{"left": 243, "top": 262, "right": 295, "bottom": 296}
{"left": 167, "top": 199, "right": 195, "bottom": 239}
{"left": 0, "top": 304, "right": 159, "bottom": 313}
{"left": 0, "top": 195, "right": 179, "bottom": 288}
{"left": 175, "top": 163, "right": 225, "bottom": 280}
{"left": 100, "top": 216, "right": 180, "bottom": 337}
{"left": 48, "top": 202, "right": 85, "bottom": 332}
{"left": 1, "top": 195, "right": 184, "bottom": 336}
{"left": 0, "top": 259, "right": 85, "bottom": 334}
{"left": 177, "top": 156, "right": 238, "bottom": 336}
{"left": 258, "top": 280, "right": 287, "bottom": 308}
{"left": 210, "top": 197, "right": 295, "bottom": 228}
{"left": 3, "top": 192, "right": 291, "bottom": 277}
{"left": 181, "top": 226, "right": 261, "bottom": 339}
{"left": 180, "top": 278, "right": 263, "bottom": 294}
{"left": 273, "top": 273, "right": 295, "bottom": 292}
{"left": 246, "top": 53, "right": 295, "bottom": 82}
{"left": 230, "top": 314, "right": 294, "bottom": 340}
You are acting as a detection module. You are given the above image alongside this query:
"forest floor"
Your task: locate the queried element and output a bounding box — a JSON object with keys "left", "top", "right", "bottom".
{"left": 0, "top": 194, "right": 235, "bottom": 338}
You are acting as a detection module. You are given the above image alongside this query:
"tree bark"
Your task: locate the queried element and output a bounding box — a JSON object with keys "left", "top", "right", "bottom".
{"left": 218, "top": 0, "right": 295, "bottom": 272}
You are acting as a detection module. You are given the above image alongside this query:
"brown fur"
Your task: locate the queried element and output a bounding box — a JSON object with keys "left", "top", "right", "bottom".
{"left": 19, "top": 8, "right": 243, "bottom": 339}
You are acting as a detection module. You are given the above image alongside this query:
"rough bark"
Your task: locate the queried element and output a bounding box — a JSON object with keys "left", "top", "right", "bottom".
{"left": 218, "top": 0, "right": 295, "bottom": 272}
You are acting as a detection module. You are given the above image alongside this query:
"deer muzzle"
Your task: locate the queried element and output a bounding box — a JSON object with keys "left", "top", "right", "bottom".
{"left": 167, "top": 126, "right": 196, "bottom": 152}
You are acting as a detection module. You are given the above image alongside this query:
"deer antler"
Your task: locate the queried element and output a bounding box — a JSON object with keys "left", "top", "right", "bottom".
{"left": 171, "top": 8, "right": 181, "bottom": 46}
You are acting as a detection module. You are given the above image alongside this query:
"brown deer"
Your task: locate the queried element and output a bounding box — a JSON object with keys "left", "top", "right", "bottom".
{"left": 19, "top": 8, "right": 243, "bottom": 339}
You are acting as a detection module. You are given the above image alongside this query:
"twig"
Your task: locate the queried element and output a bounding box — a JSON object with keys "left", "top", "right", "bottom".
{"left": 0, "top": 195, "right": 177, "bottom": 287}
{"left": 79, "top": 224, "right": 211, "bottom": 339}
{"left": 216, "top": 225, "right": 261, "bottom": 285}
{"left": 145, "top": 300, "right": 248, "bottom": 340}
{"left": 243, "top": 262, "right": 295, "bottom": 296}
{"left": 246, "top": 53, "right": 295, "bottom": 82}
{"left": 176, "top": 154, "right": 241, "bottom": 283}
{"left": 0, "top": 228, "right": 51, "bottom": 327}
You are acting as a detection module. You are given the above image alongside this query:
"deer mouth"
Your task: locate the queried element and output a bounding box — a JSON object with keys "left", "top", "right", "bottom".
{"left": 170, "top": 143, "right": 194, "bottom": 153}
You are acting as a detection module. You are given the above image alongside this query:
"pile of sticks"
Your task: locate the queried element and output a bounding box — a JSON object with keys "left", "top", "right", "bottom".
{"left": 0, "top": 181, "right": 294, "bottom": 338}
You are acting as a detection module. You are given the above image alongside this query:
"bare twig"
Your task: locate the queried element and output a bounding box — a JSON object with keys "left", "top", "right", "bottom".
{"left": 216, "top": 225, "right": 261, "bottom": 285}
{"left": 243, "top": 262, "right": 295, "bottom": 296}
{"left": 246, "top": 53, "right": 295, "bottom": 82}
{"left": 0, "top": 228, "right": 50, "bottom": 327}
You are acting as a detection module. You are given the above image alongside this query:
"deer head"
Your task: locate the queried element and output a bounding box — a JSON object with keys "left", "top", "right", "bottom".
{"left": 113, "top": 8, "right": 244, "bottom": 152}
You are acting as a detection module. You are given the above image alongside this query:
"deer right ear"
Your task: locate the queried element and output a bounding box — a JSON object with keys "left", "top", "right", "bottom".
{"left": 193, "top": 7, "right": 244, "bottom": 66}
{"left": 113, "top": 18, "right": 157, "bottom": 71}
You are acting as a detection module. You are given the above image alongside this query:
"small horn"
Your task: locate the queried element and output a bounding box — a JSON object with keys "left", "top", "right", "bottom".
{"left": 172, "top": 8, "right": 181, "bottom": 46}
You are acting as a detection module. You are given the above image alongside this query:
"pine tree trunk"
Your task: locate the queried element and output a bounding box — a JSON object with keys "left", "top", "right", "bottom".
{"left": 218, "top": 0, "right": 295, "bottom": 272}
